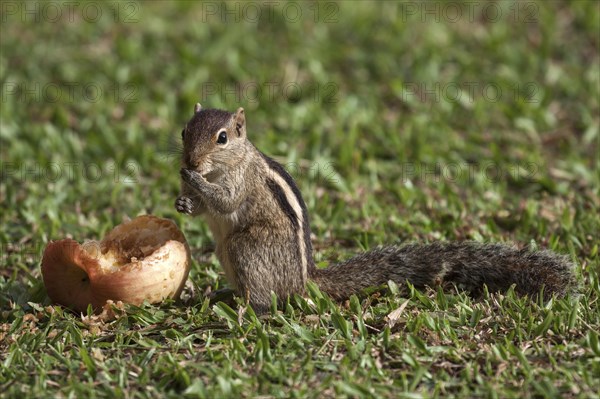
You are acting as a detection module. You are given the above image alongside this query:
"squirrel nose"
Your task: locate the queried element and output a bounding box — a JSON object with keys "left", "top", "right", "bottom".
{"left": 184, "top": 155, "right": 199, "bottom": 169}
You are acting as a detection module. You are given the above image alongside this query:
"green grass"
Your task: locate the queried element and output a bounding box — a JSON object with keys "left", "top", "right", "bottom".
{"left": 1, "top": 1, "right": 599, "bottom": 397}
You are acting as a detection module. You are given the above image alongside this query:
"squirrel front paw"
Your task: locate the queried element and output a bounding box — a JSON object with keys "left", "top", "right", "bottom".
{"left": 180, "top": 168, "right": 194, "bottom": 181}
{"left": 175, "top": 196, "right": 194, "bottom": 214}
{"left": 180, "top": 168, "right": 204, "bottom": 185}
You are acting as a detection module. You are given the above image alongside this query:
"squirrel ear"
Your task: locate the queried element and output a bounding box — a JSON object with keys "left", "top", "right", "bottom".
{"left": 194, "top": 103, "right": 202, "bottom": 113}
{"left": 234, "top": 107, "right": 246, "bottom": 138}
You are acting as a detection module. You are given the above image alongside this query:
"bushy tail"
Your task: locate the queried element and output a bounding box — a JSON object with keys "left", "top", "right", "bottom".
{"left": 309, "top": 242, "right": 578, "bottom": 300}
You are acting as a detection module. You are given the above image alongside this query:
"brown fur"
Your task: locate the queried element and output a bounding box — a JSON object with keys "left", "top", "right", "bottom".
{"left": 176, "top": 105, "right": 578, "bottom": 313}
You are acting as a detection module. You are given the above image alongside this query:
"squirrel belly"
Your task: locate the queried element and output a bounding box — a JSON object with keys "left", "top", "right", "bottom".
{"left": 310, "top": 242, "right": 578, "bottom": 301}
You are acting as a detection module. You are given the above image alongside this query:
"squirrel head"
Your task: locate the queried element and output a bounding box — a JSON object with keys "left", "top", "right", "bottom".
{"left": 181, "top": 104, "right": 248, "bottom": 179}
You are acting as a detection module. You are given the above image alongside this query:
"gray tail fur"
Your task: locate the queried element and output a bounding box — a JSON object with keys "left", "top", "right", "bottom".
{"left": 309, "top": 242, "right": 578, "bottom": 300}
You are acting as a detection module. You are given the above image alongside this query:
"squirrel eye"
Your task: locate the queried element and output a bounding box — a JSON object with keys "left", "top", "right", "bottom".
{"left": 181, "top": 129, "right": 185, "bottom": 140}
{"left": 216, "top": 131, "right": 227, "bottom": 145}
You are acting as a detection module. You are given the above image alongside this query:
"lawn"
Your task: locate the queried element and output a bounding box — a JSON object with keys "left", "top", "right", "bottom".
{"left": 1, "top": 1, "right": 599, "bottom": 398}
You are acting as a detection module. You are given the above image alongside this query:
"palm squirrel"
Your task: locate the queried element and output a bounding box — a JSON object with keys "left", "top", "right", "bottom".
{"left": 175, "top": 104, "right": 578, "bottom": 314}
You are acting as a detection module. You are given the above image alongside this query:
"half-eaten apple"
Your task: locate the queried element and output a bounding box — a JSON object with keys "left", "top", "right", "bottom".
{"left": 41, "top": 215, "right": 191, "bottom": 313}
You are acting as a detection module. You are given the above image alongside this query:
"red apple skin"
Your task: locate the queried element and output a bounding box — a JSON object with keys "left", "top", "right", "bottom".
{"left": 41, "top": 239, "right": 100, "bottom": 312}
